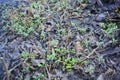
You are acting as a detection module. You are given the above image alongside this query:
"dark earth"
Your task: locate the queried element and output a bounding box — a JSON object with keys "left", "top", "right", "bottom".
{"left": 0, "top": 0, "right": 120, "bottom": 80}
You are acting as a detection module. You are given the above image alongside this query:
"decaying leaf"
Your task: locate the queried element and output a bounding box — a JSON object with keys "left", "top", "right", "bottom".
{"left": 105, "top": 68, "right": 114, "bottom": 76}
{"left": 74, "top": 41, "right": 83, "bottom": 56}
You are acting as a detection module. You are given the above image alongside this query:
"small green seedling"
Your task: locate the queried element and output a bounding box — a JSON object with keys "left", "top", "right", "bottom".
{"left": 21, "top": 52, "right": 28, "bottom": 59}
{"left": 84, "top": 65, "right": 95, "bottom": 74}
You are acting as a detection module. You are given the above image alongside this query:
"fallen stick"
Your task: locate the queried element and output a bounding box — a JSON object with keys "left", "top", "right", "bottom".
{"left": 0, "top": 57, "right": 10, "bottom": 80}
{"left": 0, "top": 57, "right": 21, "bottom": 80}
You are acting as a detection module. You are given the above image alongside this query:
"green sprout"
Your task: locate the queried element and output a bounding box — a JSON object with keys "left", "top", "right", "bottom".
{"left": 21, "top": 52, "right": 28, "bottom": 59}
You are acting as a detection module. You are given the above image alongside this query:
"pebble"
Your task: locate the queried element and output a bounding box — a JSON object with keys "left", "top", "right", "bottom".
{"left": 88, "top": 0, "right": 96, "bottom": 5}
{"left": 96, "top": 13, "right": 106, "bottom": 21}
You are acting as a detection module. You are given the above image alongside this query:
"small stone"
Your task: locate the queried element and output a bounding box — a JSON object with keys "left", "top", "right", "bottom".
{"left": 83, "top": 18, "right": 90, "bottom": 23}
{"left": 88, "top": 0, "right": 96, "bottom": 5}
{"left": 97, "top": 73, "right": 105, "bottom": 80}
{"left": 96, "top": 13, "right": 106, "bottom": 21}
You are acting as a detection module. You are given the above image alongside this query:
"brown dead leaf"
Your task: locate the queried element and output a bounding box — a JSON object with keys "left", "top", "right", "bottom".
{"left": 74, "top": 41, "right": 83, "bottom": 56}
{"left": 73, "top": 65, "right": 83, "bottom": 70}
{"left": 105, "top": 68, "right": 114, "bottom": 76}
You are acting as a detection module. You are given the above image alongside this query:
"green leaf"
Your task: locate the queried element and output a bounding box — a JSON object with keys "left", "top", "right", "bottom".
{"left": 21, "top": 52, "right": 28, "bottom": 59}
{"left": 37, "top": 63, "right": 43, "bottom": 67}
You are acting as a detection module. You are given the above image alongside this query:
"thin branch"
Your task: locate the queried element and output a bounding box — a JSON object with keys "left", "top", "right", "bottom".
{"left": 45, "top": 65, "right": 51, "bottom": 80}
{"left": 0, "top": 57, "right": 10, "bottom": 80}
{"left": 33, "top": 43, "right": 45, "bottom": 58}
{"left": 9, "top": 62, "right": 21, "bottom": 72}
{"left": 86, "top": 46, "right": 100, "bottom": 58}
{"left": 47, "top": 32, "right": 51, "bottom": 54}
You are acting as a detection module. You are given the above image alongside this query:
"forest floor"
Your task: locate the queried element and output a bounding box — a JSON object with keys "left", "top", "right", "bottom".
{"left": 0, "top": 0, "right": 120, "bottom": 80}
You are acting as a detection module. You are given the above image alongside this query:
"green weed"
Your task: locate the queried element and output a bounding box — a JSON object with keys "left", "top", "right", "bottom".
{"left": 84, "top": 65, "right": 95, "bottom": 74}
{"left": 100, "top": 23, "right": 118, "bottom": 37}
{"left": 63, "top": 58, "right": 78, "bottom": 71}
{"left": 21, "top": 52, "right": 28, "bottom": 59}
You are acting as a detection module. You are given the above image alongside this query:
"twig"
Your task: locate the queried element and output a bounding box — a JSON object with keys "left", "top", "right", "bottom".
{"left": 0, "top": 32, "right": 7, "bottom": 39}
{"left": 86, "top": 46, "right": 100, "bottom": 58}
{"left": 0, "top": 57, "right": 22, "bottom": 80}
{"left": 45, "top": 65, "right": 51, "bottom": 80}
{"left": 87, "top": 40, "right": 113, "bottom": 58}
{"left": 80, "top": 41, "right": 112, "bottom": 63}
{"left": 47, "top": 32, "right": 51, "bottom": 54}
{"left": 96, "top": 0, "right": 103, "bottom": 7}
{"left": 21, "top": 58, "right": 35, "bottom": 70}
{"left": 9, "top": 62, "right": 21, "bottom": 72}
{"left": 0, "top": 57, "right": 10, "bottom": 80}
{"left": 80, "top": 46, "right": 100, "bottom": 63}
{"left": 33, "top": 43, "right": 45, "bottom": 58}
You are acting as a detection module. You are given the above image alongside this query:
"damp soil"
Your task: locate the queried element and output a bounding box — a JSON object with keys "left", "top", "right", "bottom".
{"left": 0, "top": 0, "right": 120, "bottom": 80}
